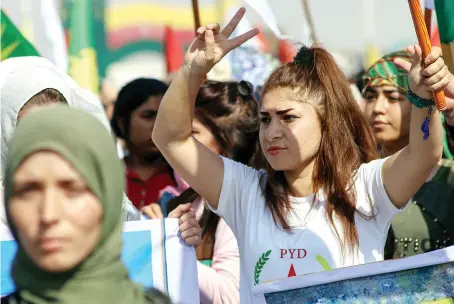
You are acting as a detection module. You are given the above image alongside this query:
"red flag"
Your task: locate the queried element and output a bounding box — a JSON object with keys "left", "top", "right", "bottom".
{"left": 278, "top": 39, "right": 296, "bottom": 64}
{"left": 164, "top": 26, "right": 184, "bottom": 74}
{"left": 431, "top": 25, "right": 441, "bottom": 47}
{"left": 255, "top": 25, "right": 269, "bottom": 53}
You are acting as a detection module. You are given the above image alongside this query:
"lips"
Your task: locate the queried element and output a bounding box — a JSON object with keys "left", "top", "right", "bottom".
{"left": 40, "top": 237, "right": 67, "bottom": 253}
{"left": 372, "top": 121, "right": 388, "bottom": 127}
{"left": 267, "top": 146, "right": 285, "bottom": 156}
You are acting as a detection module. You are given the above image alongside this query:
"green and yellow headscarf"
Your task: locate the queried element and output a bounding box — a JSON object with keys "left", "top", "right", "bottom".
{"left": 362, "top": 50, "right": 413, "bottom": 93}
{"left": 3, "top": 105, "right": 155, "bottom": 304}
{"left": 363, "top": 50, "right": 453, "bottom": 159}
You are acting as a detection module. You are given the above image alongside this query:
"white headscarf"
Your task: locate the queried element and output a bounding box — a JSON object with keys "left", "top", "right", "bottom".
{"left": 0, "top": 56, "right": 140, "bottom": 223}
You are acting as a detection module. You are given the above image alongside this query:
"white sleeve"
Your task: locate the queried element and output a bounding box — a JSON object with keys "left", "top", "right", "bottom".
{"left": 357, "top": 157, "right": 405, "bottom": 234}
{"left": 208, "top": 157, "right": 261, "bottom": 237}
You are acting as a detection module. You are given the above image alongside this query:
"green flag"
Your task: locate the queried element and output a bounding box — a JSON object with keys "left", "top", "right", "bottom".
{"left": 67, "top": 0, "right": 100, "bottom": 93}
{"left": 0, "top": 10, "right": 39, "bottom": 60}
{"left": 435, "top": 0, "right": 454, "bottom": 44}
{"left": 93, "top": 0, "right": 108, "bottom": 79}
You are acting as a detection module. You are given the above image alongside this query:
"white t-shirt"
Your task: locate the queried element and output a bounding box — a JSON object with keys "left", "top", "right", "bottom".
{"left": 210, "top": 157, "right": 403, "bottom": 304}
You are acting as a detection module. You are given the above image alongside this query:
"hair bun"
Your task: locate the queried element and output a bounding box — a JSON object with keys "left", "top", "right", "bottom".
{"left": 237, "top": 80, "right": 254, "bottom": 98}
{"left": 293, "top": 45, "right": 314, "bottom": 67}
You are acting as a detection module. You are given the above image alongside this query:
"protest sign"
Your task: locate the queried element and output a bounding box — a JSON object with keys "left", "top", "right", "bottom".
{"left": 252, "top": 245, "right": 454, "bottom": 303}
{"left": 1, "top": 219, "right": 199, "bottom": 304}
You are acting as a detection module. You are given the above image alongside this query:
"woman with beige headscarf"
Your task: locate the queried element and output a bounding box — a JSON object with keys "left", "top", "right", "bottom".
{"left": 2, "top": 105, "right": 172, "bottom": 303}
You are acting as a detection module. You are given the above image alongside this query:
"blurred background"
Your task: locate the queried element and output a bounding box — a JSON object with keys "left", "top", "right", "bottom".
{"left": 1, "top": 0, "right": 444, "bottom": 94}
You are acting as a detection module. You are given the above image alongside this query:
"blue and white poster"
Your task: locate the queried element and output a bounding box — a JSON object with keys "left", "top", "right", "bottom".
{"left": 1, "top": 219, "right": 199, "bottom": 304}
{"left": 253, "top": 246, "right": 454, "bottom": 303}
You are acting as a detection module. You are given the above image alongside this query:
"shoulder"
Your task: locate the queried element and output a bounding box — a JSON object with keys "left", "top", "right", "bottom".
{"left": 353, "top": 158, "right": 393, "bottom": 210}
{"left": 357, "top": 157, "right": 388, "bottom": 176}
{"left": 221, "top": 156, "right": 265, "bottom": 186}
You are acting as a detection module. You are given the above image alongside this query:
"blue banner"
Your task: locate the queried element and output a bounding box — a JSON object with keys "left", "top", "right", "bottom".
{"left": 1, "top": 219, "right": 199, "bottom": 304}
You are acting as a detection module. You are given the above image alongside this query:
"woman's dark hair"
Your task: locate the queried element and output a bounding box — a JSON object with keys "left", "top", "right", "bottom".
{"left": 19, "top": 88, "right": 68, "bottom": 114}
{"left": 262, "top": 45, "right": 379, "bottom": 254}
{"left": 167, "top": 80, "right": 263, "bottom": 240}
{"left": 194, "top": 80, "right": 263, "bottom": 168}
{"left": 110, "top": 78, "right": 168, "bottom": 139}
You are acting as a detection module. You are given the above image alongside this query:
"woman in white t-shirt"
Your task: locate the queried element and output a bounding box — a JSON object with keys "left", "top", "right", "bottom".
{"left": 152, "top": 8, "right": 452, "bottom": 303}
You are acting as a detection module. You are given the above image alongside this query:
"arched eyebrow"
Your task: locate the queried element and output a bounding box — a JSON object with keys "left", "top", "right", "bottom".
{"left": 260, "top": 109, "right": 294, "bottom": 116}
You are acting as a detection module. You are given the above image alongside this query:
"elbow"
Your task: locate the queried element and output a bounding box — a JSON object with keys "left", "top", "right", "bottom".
{"left": 429, "top": 144, "right": 443, "bottom": 165}
{"left": 151, "top": 123, "right": 191, "bottom": 150}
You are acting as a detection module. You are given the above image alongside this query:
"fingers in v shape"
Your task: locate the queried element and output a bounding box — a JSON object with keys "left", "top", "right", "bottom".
{"left": 221, "top": 7, "right": 246, "bottom": 38}
{"left": 228, "top": 28, "right": 260, "bottom": 50}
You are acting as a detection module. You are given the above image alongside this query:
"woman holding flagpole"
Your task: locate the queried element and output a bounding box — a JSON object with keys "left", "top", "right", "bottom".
{"left": 152, "top": 8, "right": 452, "bottom": 303}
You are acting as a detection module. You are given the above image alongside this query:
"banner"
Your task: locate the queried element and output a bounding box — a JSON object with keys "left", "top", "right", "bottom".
{"left": 1, "top": 219, "right": 199, "bottom": 304}
{"left": 253, "top": 246, "right": 454, "bottom": 303}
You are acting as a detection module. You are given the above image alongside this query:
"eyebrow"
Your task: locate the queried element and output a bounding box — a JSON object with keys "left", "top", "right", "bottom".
{"left": 141, "top": 110, "right": 158, "bottom": 115}
{"left": 383, "top": 89, "right": 403, "bottom": 94}
{"left": 364, "top": 87, "right": 401, "bottom": 94}
{"left": 260, "top": 108, "right": 294, "bottom": 116}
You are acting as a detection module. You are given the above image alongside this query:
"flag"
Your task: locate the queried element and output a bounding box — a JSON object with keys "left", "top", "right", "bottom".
{"left": 278, "top": 39, "right": 296, "bottom": 64}
{"left": 364, "top": 43, "right": 382, "bottom": 70}
{"left": 93, "top": 0, "right": 108, "bottom": 79}
{"left": 164, "top": 26, "right": 184, "bottom": 74}
{"left": 40, "top": 0, "right": 68, "bottom": 72}
{"left": 434, "top": 0, "right": 454, "bottom": 44}
{"left": 243, "top": 0, "right": 291, "bottom": 40}
{"left": 434, "top": 0, "right": 454, "bottom": 73}
{"left": 0, "top": 10, "right": 39, "bottom": 60}
{"left": 67, "top": 0, "right": 100, "bottom": 93}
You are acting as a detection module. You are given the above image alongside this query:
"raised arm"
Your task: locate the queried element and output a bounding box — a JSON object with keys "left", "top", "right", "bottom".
{"left": 151, "top": 8, "right": 258, "bottom": 209}
{"left": 383, "top": 45, "right": 452, "bottom": 208}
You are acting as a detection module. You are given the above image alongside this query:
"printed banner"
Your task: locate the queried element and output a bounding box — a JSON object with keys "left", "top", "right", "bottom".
{"left": 0, "top": 219, "right": 199, "bottom": 304}
{"left": 253, "top": 246, "right": 454, "bottom": 303}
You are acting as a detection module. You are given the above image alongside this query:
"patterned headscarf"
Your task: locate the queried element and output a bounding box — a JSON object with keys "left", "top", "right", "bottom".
{"left": 362, "top": 50, "right": 413, "bottom": 93}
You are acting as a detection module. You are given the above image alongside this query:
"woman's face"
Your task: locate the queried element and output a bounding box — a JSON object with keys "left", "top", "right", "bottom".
{"left": 363, "top": 85, "right": 412, "bottom": 146}
{"left": 192, "top": 118, "right": 222, "bottom": 155}
{"left": 9, "top": 151, "right": 103, "bottom": 273}
{"left": 259, "top": 88, "right": 322, "bottom": 172}
{"left": 127, "top": 96, "right": 162, "bottom": 157}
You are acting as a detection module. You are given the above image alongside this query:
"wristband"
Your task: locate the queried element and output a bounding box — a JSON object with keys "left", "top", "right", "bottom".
{"left": 407, "top": 89, "right": 435, "bottom": 108}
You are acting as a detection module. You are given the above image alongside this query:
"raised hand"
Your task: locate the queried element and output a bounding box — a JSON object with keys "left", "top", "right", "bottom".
{"left": 184, "top": 7, "right": 259, "bottom": 76}
{"left": 394, "top": 47, "right": 454, "bottom": 120}
{"left": 400, "top": 44, "right": 451, "bottom": 100}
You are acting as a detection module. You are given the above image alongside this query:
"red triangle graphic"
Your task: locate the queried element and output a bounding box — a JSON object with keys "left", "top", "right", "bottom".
{"left": 287, "top": 264, "right": 296, "bottom": 277}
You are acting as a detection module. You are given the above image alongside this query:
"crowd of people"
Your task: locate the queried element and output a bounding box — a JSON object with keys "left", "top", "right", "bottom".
{"left": 1, "top": 7, "right": 454, "bottom": 304}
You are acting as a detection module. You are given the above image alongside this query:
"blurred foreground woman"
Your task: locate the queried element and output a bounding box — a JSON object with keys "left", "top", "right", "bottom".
{"left": 1, "top": 106, "right": 171, "bottom": 304}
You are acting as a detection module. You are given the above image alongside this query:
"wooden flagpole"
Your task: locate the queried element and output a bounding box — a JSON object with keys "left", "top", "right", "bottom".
{"left": 408, "top": 0, "right": 446, "bottom": 110}
{"left": 424, "top": 7, "right": 432, "bottom": 37}
{"left": 191, "top": 0, "right": 202, "bottom": 35}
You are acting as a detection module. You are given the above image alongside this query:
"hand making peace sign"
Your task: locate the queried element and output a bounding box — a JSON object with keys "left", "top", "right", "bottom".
{"left": 184, "top": 7, "right": 259, "bottom": 76}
